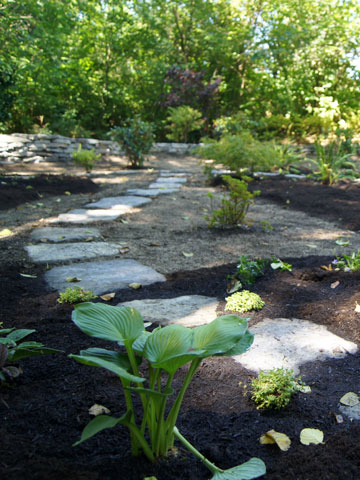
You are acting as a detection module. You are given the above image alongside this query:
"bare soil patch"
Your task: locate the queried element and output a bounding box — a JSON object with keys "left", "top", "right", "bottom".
{"left": 1, "top": 154, "right": 360, "bottom": 479}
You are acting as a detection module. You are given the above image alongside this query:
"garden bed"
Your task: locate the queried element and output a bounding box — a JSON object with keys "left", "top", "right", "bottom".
{"left": 1, "top": 155, "right": 360, "bottom": 479}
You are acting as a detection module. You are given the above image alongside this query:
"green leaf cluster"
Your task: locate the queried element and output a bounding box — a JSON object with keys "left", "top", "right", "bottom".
{"left": 166, "top": 106, "right": 203, "bottom": 143}
{"left": 0, "top": 324, "right": 61, "bottom": 383}
{"left": 206, "top": 175, "right": 260, "bottom": 228}
{"left": 69, "top": 302, "right": 265, "bottom": 478}
{"left": 72, "top": 145, "right": 100, "bottom": 173}
{"left": 311, "top": 141, "right": 358, "bottom": 185}
{"left": 225, "top": 291, "right": 265, "bottom": 313}
{"left": 110, "top": 118, "right": 155, "bottom": 168}
{"left": 231, "top": 256, "right": 268, "bottom": 290}
{"left": 251, "top": 368, "right": 303, "bottom": 410}
{"left": 333, "top": 250, "right": 360, "bottom": 272}
{"left": 57, "top": 287, "right": 97, "bottom": 305}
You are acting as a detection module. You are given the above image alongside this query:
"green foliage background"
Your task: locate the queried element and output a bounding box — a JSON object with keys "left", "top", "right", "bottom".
{"left": 2, "top": 0, "right": 360, "bottom": 140}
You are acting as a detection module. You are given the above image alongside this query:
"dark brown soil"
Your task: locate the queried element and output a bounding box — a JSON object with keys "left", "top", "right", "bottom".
{"left": 1, "top": 165, "right": 360, "bottom": 480}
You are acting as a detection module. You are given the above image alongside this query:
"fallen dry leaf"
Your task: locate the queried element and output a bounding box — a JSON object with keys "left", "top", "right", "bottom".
{"left": 331, "top": 281, "right": 340, "bottom": 289}
{"left": 300, "top": 428, "right": 324, "bottom": 445}
{"left": 100, "top": 293, "right": 116, "bottom": 301}
{"left": 66, "top": 276, "right": 81, "bottom": 283}
{"left": 88, "top": 404, "right": 111, "bottom": 416}
{"left": 320, "top": 264, "right": 333, "bottom": 271}
{"left": 20, "top": 273, "right": 37, "bottom": 278}
{"left": 0, "top": 228, "right": 13, "bottom": 238}
{"left": 129, "top": 283, "right": 142, "bottom": 290}
{"left": 260, "top": 430, "right": 291, "bottom": 451}
{"left": 339, "top": 392, "right": 360, "bottom": 406}
{"left": 149, "top": 241, "right": 160, "bottom": 247}
{"left": 182, "top": 252, "right": 194, "bottom": 257}
{"left": 355, "top": 303, "right": 360, "bottom": 313}
{"left": 335, "top": 414, "right": 344, "bottom": 424}
{"left": 119, "top": 247, "right": 130, "bottom": 254}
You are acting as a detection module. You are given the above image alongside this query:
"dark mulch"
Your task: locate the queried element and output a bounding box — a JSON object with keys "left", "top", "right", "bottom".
{"left": 0, "top": 174, "right": 99, "bottom": 210}
{"left": 1, "top": 173, "right": 360, "bottom": 480}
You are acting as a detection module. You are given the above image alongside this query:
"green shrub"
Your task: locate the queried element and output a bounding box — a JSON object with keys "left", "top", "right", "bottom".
{"left": 69, "top": 302, "right": 266, "bottom": 478}
{"left": 166, "top": 106, "right": 203, "bottom": 143}
{"left": 225, "top": 291, "right": 265, "bottom": 313}
{"left": 251, "top": 368, "right": 303, "bottom": 409}
{"left": 57, "top": 286, "right": 97, "bottom": 304}
{"left": 0, "top": 323, "right": 60, "bottom": 383}
{"left": 195, "top": 131, "right": 283, "bottom": 174}
{"left": 72, "top": 145, "right": 100, "bottom": 173}
{"left": 110, "top": 117, "right": 155, "bottom": 168}
{"left": 206, "top": 175, "right": 260, "bottom": 228}
{"left": 311, "top": 141, "right": 357, "bottom": 185}
{"left": 229, "top": 256, "right": 268, "bottom": 292}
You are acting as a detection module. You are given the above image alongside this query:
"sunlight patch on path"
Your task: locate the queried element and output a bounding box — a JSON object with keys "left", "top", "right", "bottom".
{"left": 233, "top": 318, "right": 358, "bottom": 374}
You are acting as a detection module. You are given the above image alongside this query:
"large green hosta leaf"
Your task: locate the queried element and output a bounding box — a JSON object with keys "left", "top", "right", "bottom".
{"left": 143, "top": 324, "right": 197, "bottom": 374}
{"left": 192, "top": 315, "right": 249, "bottom": 357}
{"left": 72, "top": 302, "right": 145, "bottom": 344}
{"left": 211, "top": 458, "right": 266, "bottom": 480}
{"left": 73, "top": 414, "right": 126, "bottom": 446}
{"left": 69, "top": 353, "right": 144, "bottom": 383}
{"left": 219, "top": 331, "right": 254, "bottom": 357}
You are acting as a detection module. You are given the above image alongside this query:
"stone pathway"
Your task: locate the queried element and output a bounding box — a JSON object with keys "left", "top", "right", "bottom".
{"left": 24, "top": 166, "right": 358, "bottom": 387}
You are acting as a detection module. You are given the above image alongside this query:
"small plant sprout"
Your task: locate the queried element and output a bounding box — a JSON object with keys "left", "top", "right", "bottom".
{"left": 69, "top": 302, "right": 266, "bottom": 479}
{"left": 58, "top": 286, "right": 97, "bottom": 304}
{"left": 0, "top": 323, "right": 61, "bottom": 383}
{"left": 72, "top": 144, "right": 100, "bottom": 172}
{"left": 229, "top": 256, "right": 267, "bottom": 292}
{"left": 333, "top": 250, "right": 360, "bottom": 272}
{"left": 206, "top": 175, "right": 260, "bottom": 228}
{"left": 251, "top": 368, "right": 304, "bottom": 410}
{"left": 270, "top": 258, "right": 292, "bottom": 272}
{"left": 225, "top": 291, "right": 265, "bottom": 313}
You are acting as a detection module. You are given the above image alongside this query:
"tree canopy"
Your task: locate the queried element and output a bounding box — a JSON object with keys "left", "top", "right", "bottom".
{"left": 1, "top": 0, "right": 360, "bottom": 139}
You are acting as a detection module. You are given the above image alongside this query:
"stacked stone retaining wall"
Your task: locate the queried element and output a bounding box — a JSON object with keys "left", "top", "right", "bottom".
{"left": 0, "top": 134, "right": 197, "bottom": 164}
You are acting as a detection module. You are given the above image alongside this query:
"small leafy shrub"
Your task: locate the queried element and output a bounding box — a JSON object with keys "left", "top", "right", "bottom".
{"left": 72, "top": 145, "right": 100, "bottom": 173}
{"left": 270, "top": 258, "right": 292, "bottom": 272}
{"left": 0, "top": 324, "right": 60, "bottom": 382}
{"left": 251, "top": 368, "right": 303, "bottom": 409}
{"left": 110, "top": 117, "right": 155, "bottom": 168}
{"left": 225, "top": 291, "right": 265, "bottom": 313}
{"left": 269, "top": 143, "right": 304, "bottom": 174}
{"left": 69, "top": 302, "right": 266, "bottom": 479}
{"left": 166, "top": 106, "right": 203, "bottom": 143}
{"left": 311, "top": 141, "right": 357, "bottom": 185}
{"left": 206, "top": 175, "right": 260, "bottom": 228}
{"left": 195, "top": 131, "right": 283, "bottom": 174}
{"left": 333, "top": 251, "right": 360, "bottom": 272}
{"left": 57, "top": 286, "right": 97, "bottom": 304}
{"left": 229, "top": 256, "right": 267, "bottom": 291}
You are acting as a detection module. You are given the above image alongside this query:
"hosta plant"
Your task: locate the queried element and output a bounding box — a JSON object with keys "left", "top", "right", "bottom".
{"left": 0, "top": 324, "right": 60, "bottom": 382}
{"left": 69, "top": 302, "right": 266, "bottom": 480}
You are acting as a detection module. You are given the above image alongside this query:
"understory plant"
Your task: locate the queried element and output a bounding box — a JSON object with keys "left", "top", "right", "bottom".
{"left": 270, "top": 258, "right": 292, "bottom": 272}
{"left": 72, "top": 145, "right": 100, "bottom": 173}
{"left": 166, "top": 106, "right": 203, "bottom": 143}
{"left": 251, "top": 368, "right": 303, "bottom": 410}
{"left": 207, "top": 175, "right": 260, "bottom": 228}
{"left": 333, "top": 250, "right": 360, "bottom": 272}
{"left": 110, "top": 117, "right": 155, "bottom": 168}
{"left": 225, "top": 291, "right": 265, "bottom": 313}
{"left": 0, "top": 324, "right": 60, "bottom": 382}
{"left": 69, "top": 302, "right": 266, "bottom": 479}
{"left": 311, "top": 141, "right": 357, "bottom": 185}
{"left": 229, "top": 256, "right": 267, "bottom": 292}
{"left": 57, "top": 286, "right": 97, "bottom": 304}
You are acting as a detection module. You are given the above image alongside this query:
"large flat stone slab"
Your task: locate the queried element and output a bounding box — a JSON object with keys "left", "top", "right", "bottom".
{"left": 233, "top": 318, "right": 357, "bottom": 374}
{"left": 45, "top": 259, "right": 166, "bottom": 294}
{"left": 31, "top": 227, "right": 101, "bottom": 243}
{"left": 25, "top": 242, "right": 121, "bottom": 264}
{"left": 50, "top": 209, "right": 125, "bottom": 223}
{"left": 126, "top": 188, "right": 179, "bottom": 197}
{"left": 148, "top": 183, "right": 182, "bottom": 189}
{"left": 118, "top": 295, "right": 219, "bottom": 327}
{"left": 85, "top": 195, "right": 151, "bottom": 210}
{"left": 155, "top": 177, "right": 187, "bottom": 183}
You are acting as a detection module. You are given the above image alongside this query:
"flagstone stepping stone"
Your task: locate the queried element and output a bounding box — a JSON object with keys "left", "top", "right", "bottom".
{"left": 118, "top": 295, "right": 219, "bottom": 327}
{"left": 159, "top": 170, "right": 189, "bottom": 176}
{"left": 50, "top": 208, "right": 125, "bottom": 223}
{"left": 233, "top": 318, "right": 358, "bottom": 374}
{"left": 155, "top": 177, "right": 187, "bottom": 183}
{"left": 148, "top": 183, "right": 182, "bottom": 189}
{"left": 85, "top": 195, "right": 151, "bottom": 210}
{"left": 126, "top": 188, "right": 179, "bottom": 197}
{"left": 25, "top": 242, "right": 122, "bottom": 264}
{"left": 31, "top": 227, "right": 101, "bottom": 243}
{"left": 44, "top": 259, "right": 166, "bottom": 295}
